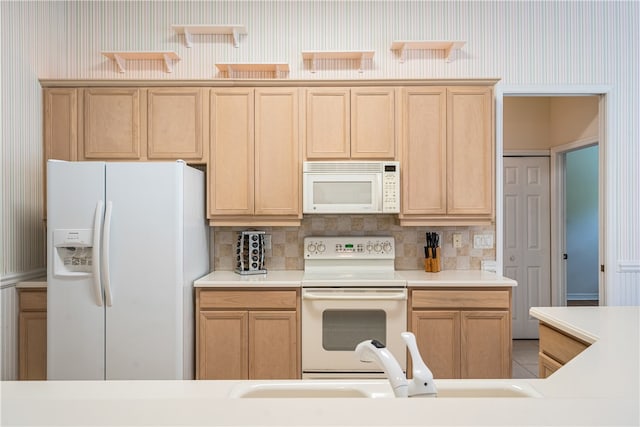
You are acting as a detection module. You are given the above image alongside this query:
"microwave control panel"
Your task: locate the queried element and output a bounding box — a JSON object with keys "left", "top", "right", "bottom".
{"left": 304, "top": 236, "right": 395, "bottom": 259}
{"left": 382, "top": 162, "right": 400, "bottom": 213}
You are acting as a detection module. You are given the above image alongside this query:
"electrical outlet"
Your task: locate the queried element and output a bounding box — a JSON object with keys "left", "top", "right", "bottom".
{"left": 264, "top": 234, "right": 272, "bottom": 250}
{"left": 473, "top": 234, "right": 494, "bottom": 249}
{"left": 452, "top": 233, "right": 463, "bottom": 248}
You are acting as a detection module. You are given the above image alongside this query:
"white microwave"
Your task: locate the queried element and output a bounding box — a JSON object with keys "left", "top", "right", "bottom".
{"left": 303, "top": 161, "right": 400, "bottom": 214}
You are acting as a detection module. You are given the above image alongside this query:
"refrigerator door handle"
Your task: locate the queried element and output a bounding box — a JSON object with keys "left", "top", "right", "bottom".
{"left": 92, "top": 201, "right": 104, "bottom": 306}
{"left": 102, "top": 201, "right": 114, "bottom": 307}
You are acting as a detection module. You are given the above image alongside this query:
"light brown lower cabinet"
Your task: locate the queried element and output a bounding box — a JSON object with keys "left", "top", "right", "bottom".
{"left": 196, "top": 288, "right": 300, "bottom": 380}
{"left": 18, "top": 288, "right": 47, "bottom": 380}
{"left": 537, "top": 322, "right": 590, "bottom": 378}
{"left": 409, "top": 288, "right": 512, "bottom": 379}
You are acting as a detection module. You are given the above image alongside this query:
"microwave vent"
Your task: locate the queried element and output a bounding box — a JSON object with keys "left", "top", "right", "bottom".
{"left": 304, "top": 161, "right": 385, "bottom": 173}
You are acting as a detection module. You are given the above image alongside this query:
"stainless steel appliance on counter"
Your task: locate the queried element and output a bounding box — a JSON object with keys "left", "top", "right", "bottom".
{"left": 46, "top": 160, "right": 209, "bottom": 380}
{"left": 234, "top": 230, "right": 266, "bottom": 275}
{"left": 301, "top": 236, "right": 407, "bottom": 379}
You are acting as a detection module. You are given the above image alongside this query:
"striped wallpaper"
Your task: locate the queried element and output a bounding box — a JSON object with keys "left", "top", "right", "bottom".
{"left": 1, "top": 2, "right": 638, "bottom": 292}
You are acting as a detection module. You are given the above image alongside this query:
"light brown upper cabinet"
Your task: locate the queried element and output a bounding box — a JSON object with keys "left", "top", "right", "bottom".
{"left": 208, "top": 88, "right": 301, "bottom": 225}
{"left": 146, "top": 88, "right": 207, "bottom": 162}
{"left": 81, "top": 88, "right": 142, "bottom": 160}
{"left": 43, "top": 88, "right": 79, "bottom": 218}
{"left": 44, "top": 88, "right": 78, "bottom": 162}
{"left": 53, "top": 87, "right": 207, "bottom": 162}
{"left": 400, "top": 85, "right": 494, "bottom": 225}
{"left": 305, "top": 87, "right": 397, "bottom": 159}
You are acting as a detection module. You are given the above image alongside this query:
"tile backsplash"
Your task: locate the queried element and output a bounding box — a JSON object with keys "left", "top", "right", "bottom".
{"left": 211, "top": 215, "right": 495, "bottom": 271}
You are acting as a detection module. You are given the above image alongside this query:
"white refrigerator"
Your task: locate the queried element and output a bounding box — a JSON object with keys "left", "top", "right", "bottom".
{"left": 46, "top": 160, "right": 209, "bottom": 380}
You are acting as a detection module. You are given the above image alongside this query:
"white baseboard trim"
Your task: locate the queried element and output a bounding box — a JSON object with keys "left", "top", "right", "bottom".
{"left": 567, "top": 292, "right": 599, "bottom": 301}
{"left": 1, "top": 269, "right": 46, "bottom": 289}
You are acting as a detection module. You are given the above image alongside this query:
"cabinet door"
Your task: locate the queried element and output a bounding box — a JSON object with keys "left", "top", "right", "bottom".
{"left": 19, "top": 311, "right": 47, "bottom": 380}
{"left": 82, "top": 88, "right": 141, "bottom": 159}
{"left": 147, "top": 88, "right": 205, "bottom": 161}
{"left": 401, "top": 87, "right": 447, "bottom": 215}
{"left": 198, "top": 310, "right": 249, "bottom": 380}
{"left": 209, "top": 89, "right": 254, "bottom": 216}
{"left": 351, "top": 88, "right": 396, "bottom": 159}
{"left": 460, "top": 310, "right": 510, "bottom": 379}
{"left": 43, "top": 88, "right": 78, "bottom": 218}
{"left": 43, "top": 88, "right": 78, "bottom": 161}
{"left": 305, "top": 88, "right": 350, "bottom": 159}
{"left": 248, "top": 311, "right": 298, "bottom": 379}
{"left": 411, "top": 310, "right": 460, "bottom": 379}
{"left": 447, "top": 87, "right": 494, "bottom": 215}
{"left": 254, "top": 88, "right": 300, "bottom": 216}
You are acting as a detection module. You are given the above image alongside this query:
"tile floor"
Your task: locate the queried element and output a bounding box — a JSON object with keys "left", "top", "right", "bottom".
{"left": 512, "top": 339, "right": 539, "bottom": 379}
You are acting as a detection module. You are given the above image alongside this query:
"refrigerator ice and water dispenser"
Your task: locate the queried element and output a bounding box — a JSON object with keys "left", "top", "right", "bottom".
{"left": 52, "top": 229, "right": 94, "bottom": 277}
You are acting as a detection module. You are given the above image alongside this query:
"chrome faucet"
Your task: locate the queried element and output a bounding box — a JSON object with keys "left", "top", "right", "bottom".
{"left": 355, "top": 332, "right": 437, "bottom": 398}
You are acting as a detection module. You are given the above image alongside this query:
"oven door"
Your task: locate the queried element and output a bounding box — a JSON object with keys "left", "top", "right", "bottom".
{"left": 301, "top": 288, "right": 407, "bottom": 376}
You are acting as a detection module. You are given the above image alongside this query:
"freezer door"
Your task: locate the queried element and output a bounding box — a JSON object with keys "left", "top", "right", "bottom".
{"left": 47, "top": 160, "right": 106, "bottom": 380}
{"left": 103, "top": 162, "right": 191, "bottom": 379}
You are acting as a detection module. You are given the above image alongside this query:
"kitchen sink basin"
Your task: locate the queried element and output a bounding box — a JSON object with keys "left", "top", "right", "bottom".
{"left": 229, "top": 380, "right": 542, "bottom": 399}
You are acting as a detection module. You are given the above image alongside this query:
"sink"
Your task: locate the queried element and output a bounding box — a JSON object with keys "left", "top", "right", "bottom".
{"left": 229, "top": 380, "right": 542, "bottom": 399}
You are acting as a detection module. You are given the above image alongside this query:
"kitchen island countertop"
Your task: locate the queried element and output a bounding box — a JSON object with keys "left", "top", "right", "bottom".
{"left": 2, "top": 306, "right": 637, "bottom": 426}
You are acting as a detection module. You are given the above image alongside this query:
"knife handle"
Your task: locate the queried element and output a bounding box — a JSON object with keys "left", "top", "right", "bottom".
{"left": 431, "top": 247, "right": 441, "bottom": 273}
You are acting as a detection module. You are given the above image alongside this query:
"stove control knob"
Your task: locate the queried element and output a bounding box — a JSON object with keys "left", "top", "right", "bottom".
{"left": 383, "top": 242, "right": 392, "bottom": 253}
{"left": 374, "top": 242, "right": 382, "bottom": 252}
{"left": 317, "top": 243, "right": 326, "bottom": 253}
{"left": 307, "top": 243, "right": 317, "bottom": 253}
{"left": 366, "top": 243, "right": 374, "bottom": 252}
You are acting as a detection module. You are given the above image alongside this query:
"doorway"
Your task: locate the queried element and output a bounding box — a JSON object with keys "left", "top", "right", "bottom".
{"left": 497, "top": 90, "right": 607, "bottom": 339}
{"left": 551, "top": 142, "right": 600, "bottom": 306}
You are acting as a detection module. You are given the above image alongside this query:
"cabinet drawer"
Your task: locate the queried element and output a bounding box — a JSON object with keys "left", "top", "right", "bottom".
{"left": 411, "top": 289, "right": 510, "bottom": 309}
{"left": 539, "top": 323, "right": 589, "bottom": 365}
{"left": 19, "top": 290, "right": 47, "bottom": 311}
{"left": 538, "top": 351, "right": 562, "bottom": 378}
{"left": 198, "top": 290, "right": 298, "bottom": 310}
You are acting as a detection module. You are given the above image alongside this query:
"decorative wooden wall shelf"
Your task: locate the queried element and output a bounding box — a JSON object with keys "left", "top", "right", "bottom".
{"left": 301, "top": 50, "right": 375, "bottom": 73}
{"left": 215, "top": 63, "right": 290, "bottom": 78}
{"left": 171, "top": 24, "right": 247, "bottom": 48}
{"left": 101, "top": 51, "right": 180, "bottom": 73}
{"left": 390, "top": 41, "right": 466, "bottom": 62}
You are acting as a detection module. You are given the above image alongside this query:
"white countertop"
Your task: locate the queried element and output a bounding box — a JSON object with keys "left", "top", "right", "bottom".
{"left": 194, "top": 270, "right": 304, "bottom": 287}
{"left": 2, "top": 306, "right": 637, "bottom": 426}
{"left": 15, "top": 279, "right": 47, "bottom": 289}
{"left": 399, "top": 269, "right": 517, "bottom": 287}
{"left": 194, "top": 269, "right": 516, "bottom": 288}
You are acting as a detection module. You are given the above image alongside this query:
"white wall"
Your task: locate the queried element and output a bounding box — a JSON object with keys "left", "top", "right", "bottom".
{"left": 1, "top": 3, "right": 638, "bottom": 299}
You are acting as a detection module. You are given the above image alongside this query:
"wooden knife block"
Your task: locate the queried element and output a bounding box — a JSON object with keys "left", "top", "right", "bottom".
{"left": 424, "top": 247, "right": 441, "bottom": 273}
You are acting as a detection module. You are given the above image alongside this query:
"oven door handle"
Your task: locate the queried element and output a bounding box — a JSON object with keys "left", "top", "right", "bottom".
{"left": 302, "top": 290, "right": 407, "bottom": 301}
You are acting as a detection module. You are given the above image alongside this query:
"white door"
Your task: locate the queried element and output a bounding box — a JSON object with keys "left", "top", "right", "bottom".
{"left": 104, "top": 162, "right": 184, "bottom": 379}
{"left": 503, "top": 157, "right": 551, "bottom": 339}
{"left": 47, "top": 161, "right": 106, "bottom": 379}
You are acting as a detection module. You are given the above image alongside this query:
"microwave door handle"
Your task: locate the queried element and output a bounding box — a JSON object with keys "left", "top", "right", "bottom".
{"left": 302, "top": 291, "right": 407, "bottom": 301}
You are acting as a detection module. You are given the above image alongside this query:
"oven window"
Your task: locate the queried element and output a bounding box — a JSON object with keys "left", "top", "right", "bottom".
{"left": 322, "top": 309, "right": 386, "bottom": 351}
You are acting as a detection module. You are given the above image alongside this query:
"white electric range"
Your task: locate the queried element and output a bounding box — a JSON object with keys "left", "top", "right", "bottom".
{"left": 300, "top": 236, "right": 407, "bottom": 378}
